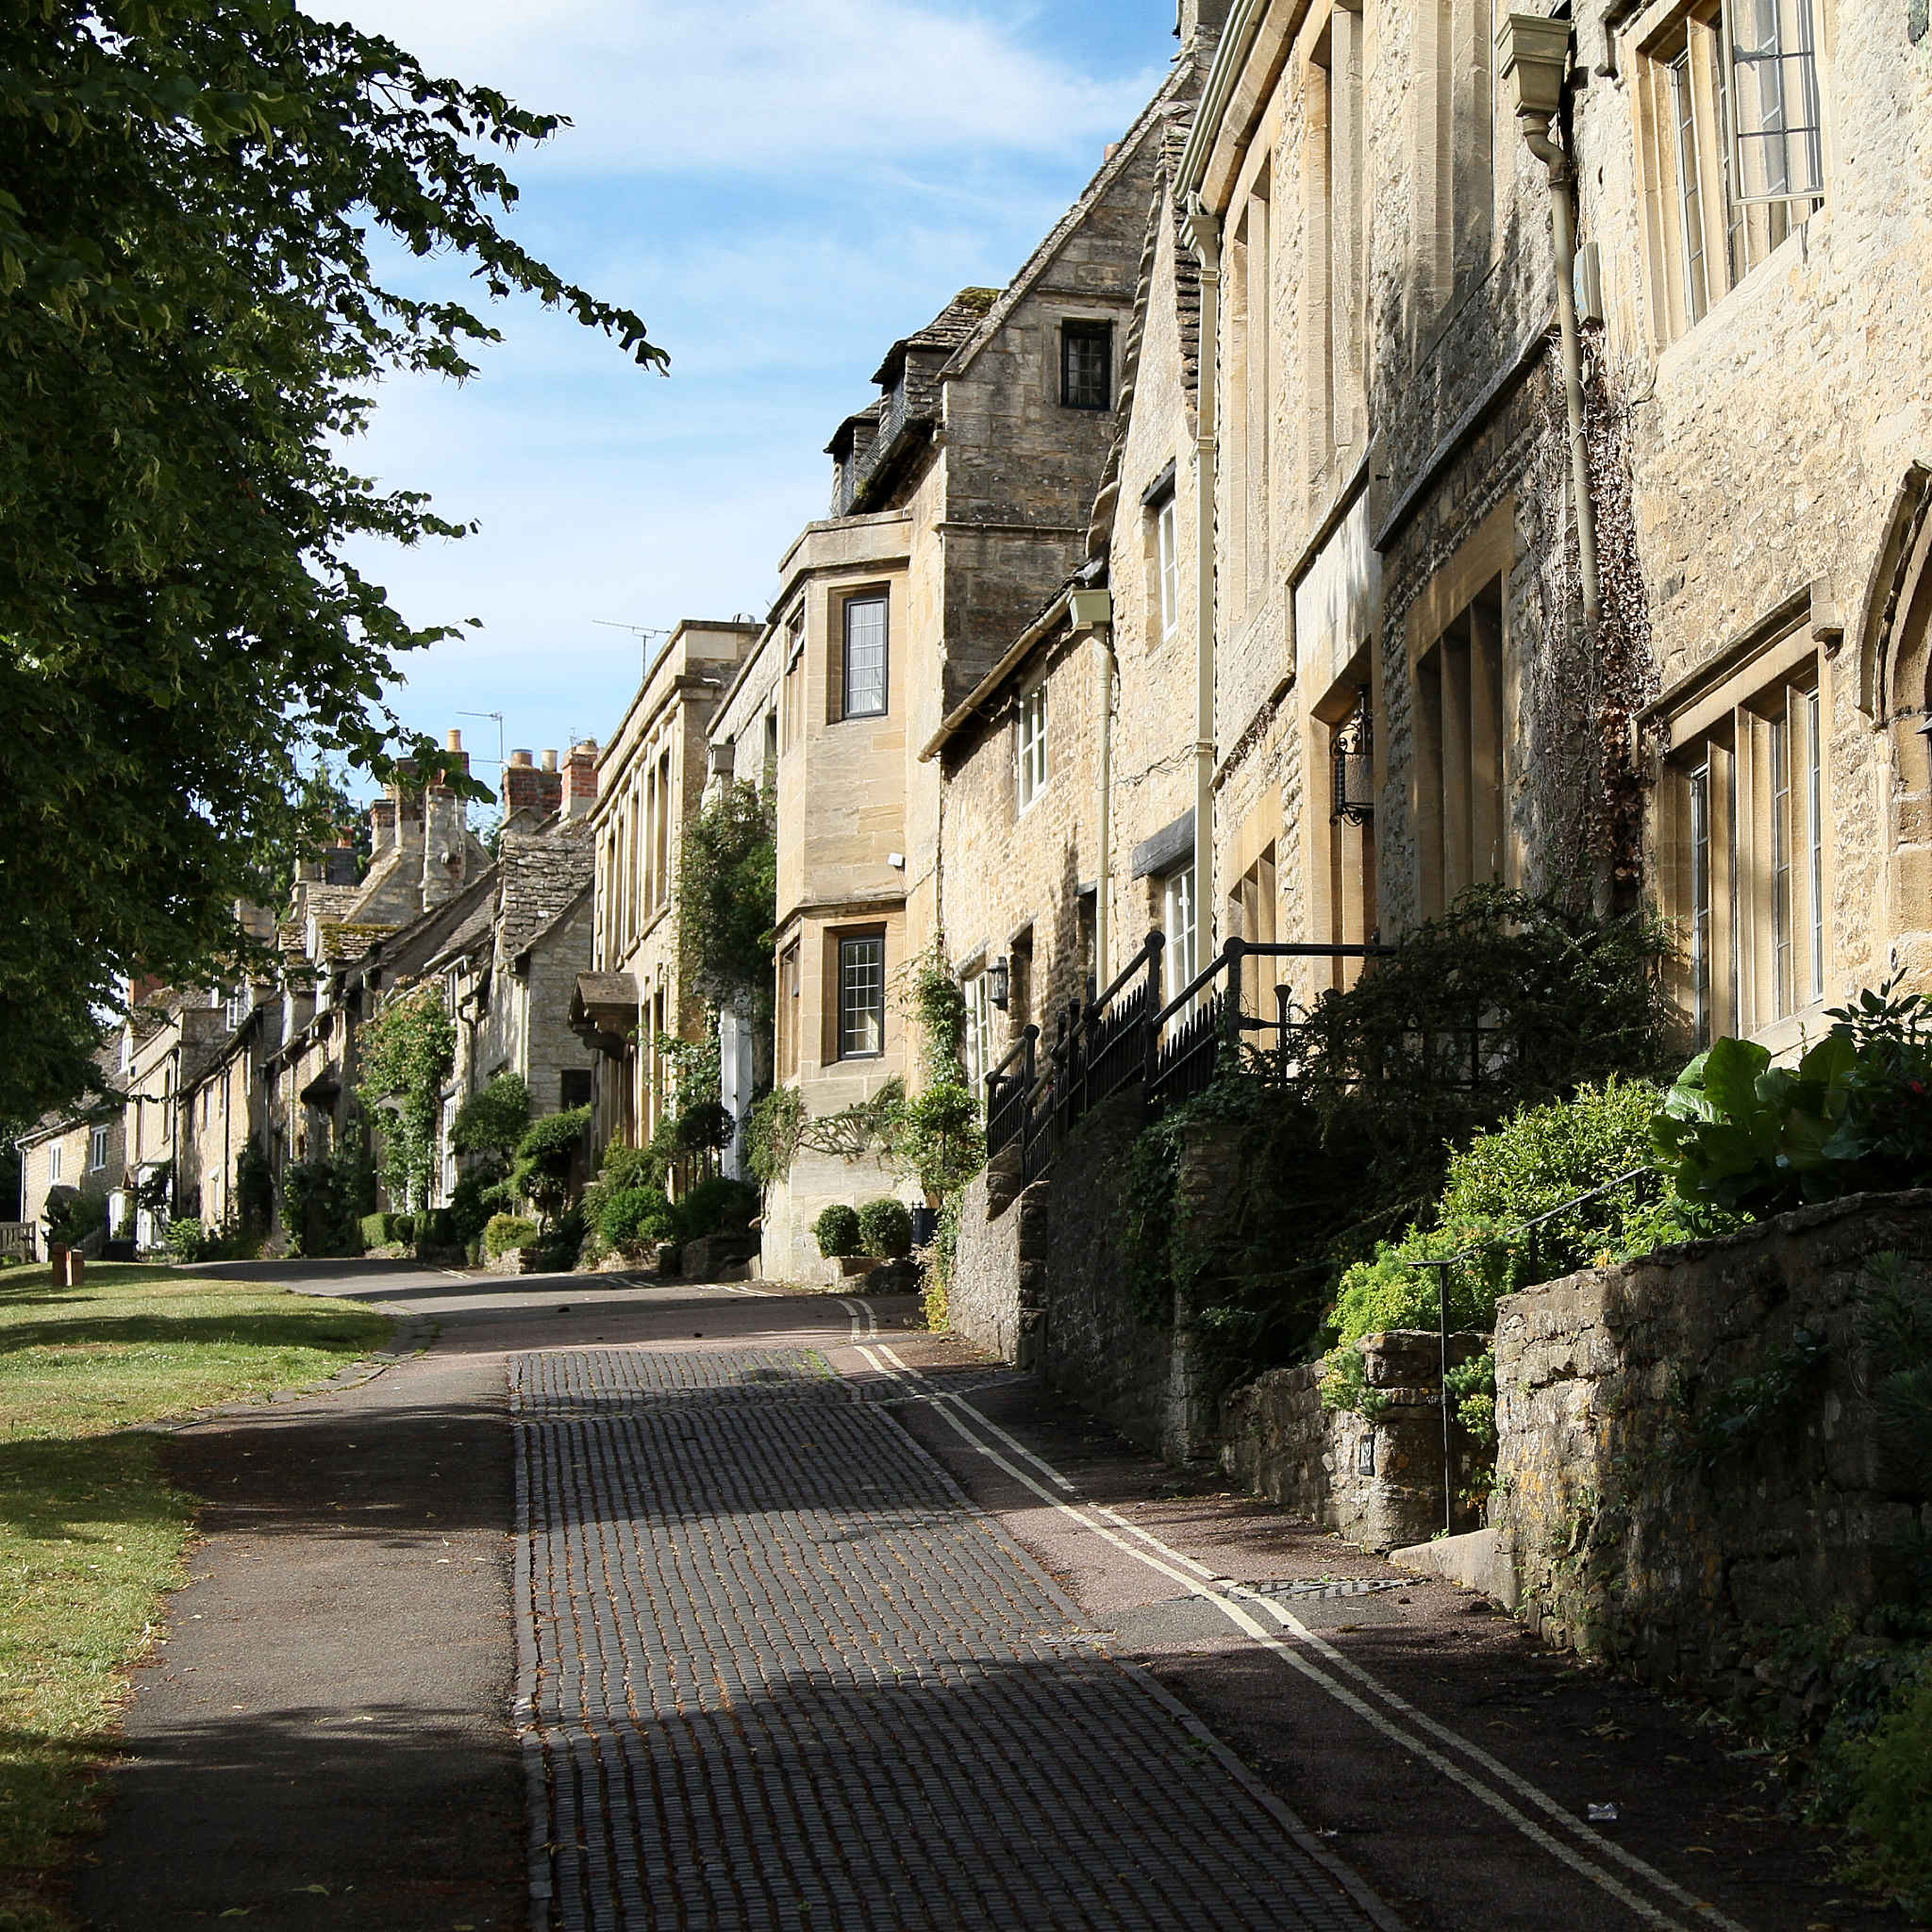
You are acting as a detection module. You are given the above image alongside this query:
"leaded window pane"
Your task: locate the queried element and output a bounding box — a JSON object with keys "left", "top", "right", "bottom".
{"left": 840, "top": 937, "right": 884, "bottom": 1058}
{"left": 843, "top": 597, "right": 888, "bottom": 718}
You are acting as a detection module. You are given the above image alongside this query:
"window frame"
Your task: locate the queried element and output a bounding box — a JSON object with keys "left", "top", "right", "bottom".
{"left": 1664, "top": 642, "right": 1827, "bottom": 1046}
{"left": 1059, "top": 319, "right": 1114, "bottom": 411}
{"left": 1635, "top": 0, "right": 1825, "bottom": 343}
{"left": 89, "top": 1124, "right": 109, "bottom": 1172}
{"left": 47, "top": 1142, "right": 61, "bottom": 1184}
{"left": 834, "top": 929, "right": 887, "bottom": 1061}
{"left": 840, "top": 591, "right": 890, "bottom": 721}
{"left": 1016, "top": 683, "right": 1049, "bottom": 812}
{"left": 1162, "top": 863, "right": 1198, "bottom": 999}
{"left": 1155, "top": 491, "right": 1180, "bottom": 641}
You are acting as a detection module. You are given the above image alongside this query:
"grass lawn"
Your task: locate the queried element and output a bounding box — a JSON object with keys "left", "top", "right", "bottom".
{"left": 0, "top": 1262, "right": 392, "bottom": 1931}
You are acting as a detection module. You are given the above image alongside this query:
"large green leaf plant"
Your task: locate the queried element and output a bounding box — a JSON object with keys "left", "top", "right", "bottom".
{"left": 1653, "top": 981, "right": 1932, "bottom": 1216}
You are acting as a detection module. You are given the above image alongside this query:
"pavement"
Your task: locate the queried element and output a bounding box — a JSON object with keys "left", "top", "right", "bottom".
{"left": 71, "top": 1261, "right": 1907, "bottom": 1932}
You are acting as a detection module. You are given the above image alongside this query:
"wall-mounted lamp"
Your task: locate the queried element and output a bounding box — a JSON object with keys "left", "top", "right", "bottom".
{"left": 988, "top": 955, "right": 1011, "bottom": 1010}
{"left": 1331, "top": 690, "right": 1375, "bottom": 826}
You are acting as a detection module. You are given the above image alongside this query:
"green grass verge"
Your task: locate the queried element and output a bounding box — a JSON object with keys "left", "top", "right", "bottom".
{"left": 0, "top": 1263, "right": 391, "bottom": 1930}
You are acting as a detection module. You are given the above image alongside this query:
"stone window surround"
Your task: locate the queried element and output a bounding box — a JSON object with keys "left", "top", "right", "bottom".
{"left": 1404, "top": 500, "right": 1515, "bottom": 921}
{"left": 1625, "top": 0, "right": 1831, "bottom": 348}
{"left": 1058, "top": 315, "right": 1115, "bottom": 411}
{"left": 90, "top": 1124, "right": 109, "bottom": 1171}
{"left": 1654, "top": 620, "right": 1830, "bottom": 1055}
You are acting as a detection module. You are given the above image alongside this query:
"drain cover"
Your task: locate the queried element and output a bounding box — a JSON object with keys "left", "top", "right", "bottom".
{"left": 1249, "top": 1576, "right": 1405, "bottom": 1602}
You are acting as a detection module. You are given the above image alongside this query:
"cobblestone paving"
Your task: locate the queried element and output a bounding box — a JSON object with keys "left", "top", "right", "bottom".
{"left": 513, "top": 1345, "right": 1378, "bottom": 1931}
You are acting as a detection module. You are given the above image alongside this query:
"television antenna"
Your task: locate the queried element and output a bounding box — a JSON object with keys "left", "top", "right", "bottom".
{"left": 457, "top": 709, "right": 506, "bottom": 771}
{"left": 595, "top": 618, "right": 674, "bottom": 675}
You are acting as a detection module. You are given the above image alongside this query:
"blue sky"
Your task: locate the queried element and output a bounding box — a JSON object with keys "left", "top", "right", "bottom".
{"left": 328, "top": 0, "right": 1177, "bottom": 792}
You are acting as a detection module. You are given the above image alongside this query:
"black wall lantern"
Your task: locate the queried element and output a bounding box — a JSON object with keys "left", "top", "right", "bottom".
{"left": 988, "top": 955, "right": 1011, "bottom": 1010}
{"left": 1331, "top": 689, "right": 1375, "bottom": 826}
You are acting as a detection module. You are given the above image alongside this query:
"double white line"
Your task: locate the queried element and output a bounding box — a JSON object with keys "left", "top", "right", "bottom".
{"left": 836, "top": 1298, "right": 1750, "bottom": 1932}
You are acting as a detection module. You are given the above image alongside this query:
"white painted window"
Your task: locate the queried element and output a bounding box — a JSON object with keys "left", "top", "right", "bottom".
{"left": 838, "top": 935, "right": 885, "bottom": 1059}
{"left": 843, "top": 595, "right": 889, "bottom": 719}
{"left": 90, "top": 1125, "right": 108, "bottom": 1171}
{"left": 962, "top": 970, "right": 992, "bottom": 1095}
{"left": 1016, "top": 684, "right": 1049, "bottom": 811}
{"left": 47, "top": 1143, "right": 62, "bottom": 1184}
{"left": 1163, "top": 864, "right": 1197, "bottom": 998}
{"left": 1156, "top": 494, "right": 1179, "bottom": 640}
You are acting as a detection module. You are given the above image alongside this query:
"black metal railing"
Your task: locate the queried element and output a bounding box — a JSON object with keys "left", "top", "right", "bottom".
{"left": 981, "top": 931, "right": 1394, "bottom": 1181}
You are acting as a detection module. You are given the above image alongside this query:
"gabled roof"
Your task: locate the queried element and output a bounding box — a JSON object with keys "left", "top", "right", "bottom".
{"left": 496, "top": 824, "right": 596, "bottom": 965}
{"left": 870, "top": 287, "right": 1001, "bottom": 387}
{"left": 941, "top": 67, "right": 1201, "bottom": 385}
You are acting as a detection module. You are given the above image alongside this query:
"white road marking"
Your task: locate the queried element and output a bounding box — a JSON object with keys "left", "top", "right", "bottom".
{"left": 850, "top": 1339, "right": 1747, "bottom": 1932}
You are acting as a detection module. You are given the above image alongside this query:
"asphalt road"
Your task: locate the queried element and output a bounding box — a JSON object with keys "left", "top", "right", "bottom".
{"left": 72, "top": 1261, "right": 1905, "bottom": 1932}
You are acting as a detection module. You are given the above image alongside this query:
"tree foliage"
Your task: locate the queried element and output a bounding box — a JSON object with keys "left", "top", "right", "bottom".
{"left": 0, "top": 0, "right": 665, "bottom": 1124}
{"left": 676, "top": 782, "right": 776, "bottom": 1019}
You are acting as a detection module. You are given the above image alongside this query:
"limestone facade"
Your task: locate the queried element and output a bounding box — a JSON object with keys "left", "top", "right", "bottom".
{"left": 584, "top": 620, "right": 761, "bottom": 1156}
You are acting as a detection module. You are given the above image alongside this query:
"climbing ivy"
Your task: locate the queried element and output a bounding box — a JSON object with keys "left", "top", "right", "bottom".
{"left": 355, "top": 984, "right": 455, "bottom": 1212}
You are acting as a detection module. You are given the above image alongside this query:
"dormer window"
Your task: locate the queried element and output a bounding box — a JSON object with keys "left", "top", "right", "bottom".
{"left": 1061, "top": 321, "right": 1113, "bottom": 410}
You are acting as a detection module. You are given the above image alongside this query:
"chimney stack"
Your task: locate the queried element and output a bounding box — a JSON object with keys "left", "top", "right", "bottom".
{"left": 421, "top": 728, "right": 472, "bottom": 908}
{"left": 502, "top": 746, "right": 563, "bottom": 823}
{"left": 562, "top": 740, "right": 600, "bottom": 819}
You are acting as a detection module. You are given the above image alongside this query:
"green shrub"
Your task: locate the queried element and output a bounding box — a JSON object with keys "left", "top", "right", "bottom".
{"left": 450, "top": 1073, "right": 531, "bottom": 1160}
{"left": 1323, "top": 1078, "right": 1724, "bottom": 1419}
{"left": 857, "top": 1197, "right": 912, "bottom": 1259}
{"left": 483, "top": 1213, "right": 540, "bottom": 1259}
{"left": 42, "top": 1188, "right": 108, "bottom": 1249}
{"left": 1842, "top": 1667, "right": 1932, "bottom": 1910}
{"left": 595, "top": 1186, "right": 679, "bottom": 1253}
{"left": 358, "top": 1212, "right": 390, "bottom": 1251}
{"left": 510, "top": 1107, "right": 591, "bottom": 1222}
{"left": 813, "top": 1204, "right": 861, "bottom": 1258}
{"left": 163, "top": 1217, "right": 212, "bottom": 1263}
{"left": 391, "top": 1212, "right": 415, "bottom": 1246}
{"left": 421, "top": 1207, "right": 456, "bottom": 1249}
{"left": 679, "top": 1174, "right": 759, "bottom": 1240}
{"left": 675, "top": 1100, "right": 733, "bottom": 1155}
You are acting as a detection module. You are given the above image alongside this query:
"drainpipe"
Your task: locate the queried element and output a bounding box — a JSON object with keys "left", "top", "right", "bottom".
{"left": 1182, "top": 196, "right": 1224, "bottom": 944}
{"left": 1497, "top": 15, "right": 1600, "bottom": 631}
{"left": 1095, "top": 627, "right": 1115, "bottom": 987}
{"left": 1070, "top": 588, "right": 1118, "bottom": 988}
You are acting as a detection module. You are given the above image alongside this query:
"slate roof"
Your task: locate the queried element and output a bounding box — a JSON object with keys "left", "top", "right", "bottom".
{"left": 497, "top": 822, "right": 596, "bottom": 965}
{"left": 869, "top": 288, "right": 1000, "bottom": 387}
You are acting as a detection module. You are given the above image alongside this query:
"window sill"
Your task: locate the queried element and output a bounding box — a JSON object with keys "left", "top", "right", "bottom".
{"left": 1657, "top": 209, "right": 1821, "bottom": 361}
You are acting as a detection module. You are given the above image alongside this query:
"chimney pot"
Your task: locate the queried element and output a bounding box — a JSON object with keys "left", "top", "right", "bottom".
{"left": 446, "top": 728, "right": 463, "bottom": 753}
{"left": 510, "top": 748, "right": 534, "bottom": 768}
{"left": 541, "top": 749, "right": 558, "bottom": 773}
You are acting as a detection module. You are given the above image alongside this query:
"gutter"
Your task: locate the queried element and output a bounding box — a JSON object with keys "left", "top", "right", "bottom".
{"left": 1174, "top": 0, "right": 1268, "bottom": 204}
{"left": 1183, "top": 198, "right": 1224, "bottom": 944}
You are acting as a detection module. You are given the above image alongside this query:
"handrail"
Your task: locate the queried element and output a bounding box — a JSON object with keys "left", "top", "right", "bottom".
{"left": 1413, "top": 1161, "right": 1657, "bottom": 1533}
{"left": 1153, "top": 935, "right": 1392, "bottom": 1033}
{"left": 985, "top": 1024, "right": 1039, "bottom": 1090}
{"left": 1092, "top": 929, "right": 1163, "bottom": 1016}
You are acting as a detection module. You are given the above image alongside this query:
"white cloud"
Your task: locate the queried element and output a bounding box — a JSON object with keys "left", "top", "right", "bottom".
{"left": 323, "top": 0, "right": 1158, "bottom": 174}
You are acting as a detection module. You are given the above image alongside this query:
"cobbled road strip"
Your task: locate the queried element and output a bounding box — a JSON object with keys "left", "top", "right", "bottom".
{"left": 511, "top": 1344, "right": 1388, "bottom": 1931}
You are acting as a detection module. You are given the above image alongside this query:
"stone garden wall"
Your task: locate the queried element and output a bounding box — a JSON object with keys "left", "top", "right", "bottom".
{"left": 1492, "top": 1191, "right": 1932, "bottom": 1695}
{"left": 1221, "top": 1330, "right": 1491, "bottom": 1550}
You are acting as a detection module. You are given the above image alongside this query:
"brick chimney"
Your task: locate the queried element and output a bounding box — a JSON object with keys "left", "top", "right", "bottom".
{"left": 562, "top": 740, "right": 600, "bottom": 819}
{"left": 421, "top": 728, "right": 471, "bottom": 908}
{"left": 503, "top": 746, "right": 563, "bottom": 822}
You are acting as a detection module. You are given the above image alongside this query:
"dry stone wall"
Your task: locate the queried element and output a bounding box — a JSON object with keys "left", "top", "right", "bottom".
{"left": 1492, "top": 1192, "right": 1932, "bottom": 1696}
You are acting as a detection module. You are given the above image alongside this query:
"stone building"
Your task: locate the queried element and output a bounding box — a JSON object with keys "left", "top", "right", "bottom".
{"left": 575, "top": 620, "right": 762, "bottom": 1157}
{"left": 740, "top": 58, "right": 1203, "bottom": 1281}
{"left": 701, "top": 624, "right": 784, "bottom": 1177}
{"left": 14, "top": 1041, "right": 125, "bottom": 1246}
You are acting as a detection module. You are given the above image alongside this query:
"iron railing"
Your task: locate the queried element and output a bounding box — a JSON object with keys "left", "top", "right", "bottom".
{"left": 982, "top": 932, "right": 1397, "bottom": 1178}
